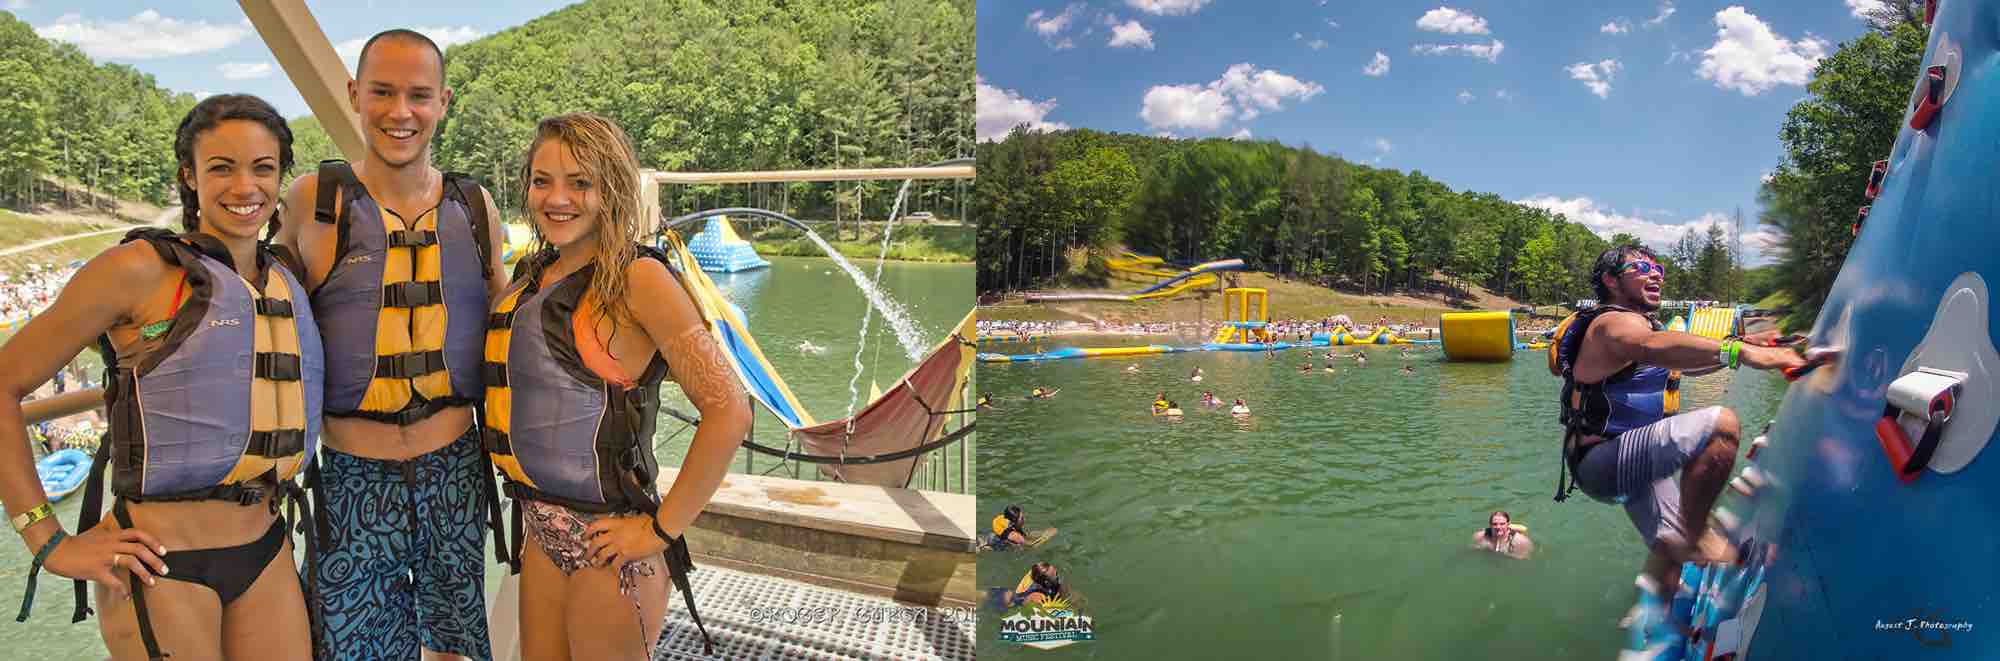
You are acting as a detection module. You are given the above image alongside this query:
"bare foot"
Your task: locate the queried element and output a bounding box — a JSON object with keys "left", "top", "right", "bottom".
{"left": 1691, "top": 527, "right": 1739, "bottom": 565}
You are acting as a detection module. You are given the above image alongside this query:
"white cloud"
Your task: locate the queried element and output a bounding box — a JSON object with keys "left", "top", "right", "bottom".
{"left": 1126, "top": 0, "right": 1209, "bottom": 16}
{"left": 1417, "top": 7, "right": 1490, "bottom": 35}
{"left": 1412, "top": 39, "right": 1505, "bottom": 62}
{"left": 1140, "top": 63, "right": 1322, "bottom": 131}
{"left": 1646, "top": 1, "right": 1677, "bottom": 27}
{"left": 976, "top": 76, "right": 1069, "bottom": 141}
{"left": 1373, "top": 138, "right": 1393, "bottom": 153}
{"left": 1566, "top": 59, "right": 1621, "bottom": 98}
{"left": 1601, "top": 20, "right": 1631, "bottom": 34}
{"left": 1513, "top": 197, "right": 1775, "bottom": 264}
{"left": 1697, "top": 7, "right": 1828, "bottom": 96}
{"left": 1327, "top": 19, "right": 1340, "bottom": 28}
{"left": 218, "top": 61, "right": 273, "bottom": 80}
{"left": 1141, "top": 84, "right": 1235, "bottom": 131}
{"left": 4, "top": 0, "right": 31, "bottom": 10}
{"left": 193, "top": 90, "right": 213, "bottom": 100}
{"left": 1231, "top": 128, "right": 1253, "bottom": 140}
{"left": 1667, "top": 47, "right": 1691, "bottom": 64}
{"left": 1495, "top": 88, "right": 1512, "bottom": 100}
{"left": 1217, "top": 63, "right": 1325, "bottom": 121}
{"left": 1108, "top": 20, "right": 1154, "bottom": 49}
{"left": 1363, "top": 51, "right": 1391, "bottom": 76}
{"left": 1845, "top": 0, "right": 1891, "bottom": 19}
{"left": 1307, "top": 39, "right": 1328, "bottom": 50}
{"left": 1294, "top": 32, "right": 1303, "bottom": 40}
{"left": 1457, "top": 90, "right": 1474, "bottom": 103}
{"left": 1027, "top": 6, "right": 1077, "bottom": 36}
{"left": 35, "top": 11, "right": 251, "bottom": 60}
{"left": 334, "top": 25, "right": 486, "bottom": 73}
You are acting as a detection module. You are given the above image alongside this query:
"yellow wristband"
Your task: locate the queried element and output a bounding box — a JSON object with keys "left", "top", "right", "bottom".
{"left": 11, "top": 502, "right": 53, "bottom": 534}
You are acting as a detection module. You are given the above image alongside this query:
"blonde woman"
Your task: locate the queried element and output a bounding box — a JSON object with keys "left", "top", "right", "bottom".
{"left": 482, "top": 113, "right": 751, "bottom": 660}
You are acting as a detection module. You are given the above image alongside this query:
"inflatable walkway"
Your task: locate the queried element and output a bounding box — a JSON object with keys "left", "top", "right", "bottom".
{"left": 1619, "top": 5, "right": 1999, "bottom": 658}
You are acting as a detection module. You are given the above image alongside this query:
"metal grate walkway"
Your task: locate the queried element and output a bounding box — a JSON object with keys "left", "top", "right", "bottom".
{"left": 653, "top": 563, "right": 977, "bottom": 660}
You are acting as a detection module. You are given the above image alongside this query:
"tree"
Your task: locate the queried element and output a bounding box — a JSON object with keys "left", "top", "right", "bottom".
{"left": 1763, "top": 23, "right": 1926, "bottom": 329}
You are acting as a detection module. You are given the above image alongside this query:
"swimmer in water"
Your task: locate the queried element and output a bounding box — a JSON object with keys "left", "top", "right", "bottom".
{"left": 1030, "top": 387, "right": 1058, "bottom": 400}
{"left": 1152, "top": 392, "right": 1170, "bottom": 414}
{"left": 1190, "top": 366, "right": 1204, "bottom": 382}
{"left": 1324, "top": 362, "right": 1338, "bottom": 373}
{"left": 1125, "top": 364, "right": 1140, "bottom": 374}
{"left": 1163, "top": 400, "right": 1184, "bottom": 417}
{"left": 1299, "top": 362, "right": 1313, "bottom": 374}
{"left": 1201, "top": 391, "right": 1218, "bottom": 406}
{"left": 978, "top": 394, "right": 994, "bottom": 409}
{"left": 1355, "top": 354, "right": 1368, "bottom": 366}
{"left": 1229, "top": 398, "right": 1250, "bottom": 416}
{"left": 1401, "top": 365, "right": 1415, "bottom": 375}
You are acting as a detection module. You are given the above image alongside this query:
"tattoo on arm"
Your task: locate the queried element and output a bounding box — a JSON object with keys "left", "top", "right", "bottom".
{"left": 666, "top": 324, "right": 743, "bottom": 413}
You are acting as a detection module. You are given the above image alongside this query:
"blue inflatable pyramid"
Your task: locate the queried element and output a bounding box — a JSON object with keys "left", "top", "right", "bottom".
{"left": 687, "top": 216, "right": 770, "bottom": 273}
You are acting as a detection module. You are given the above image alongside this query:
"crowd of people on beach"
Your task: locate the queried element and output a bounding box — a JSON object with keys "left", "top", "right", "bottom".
{"left": 975, "top": 316, "right": 1439, "bottom": 341}
{"left": 0, "top": 264, "right": 80, "bottom": 324}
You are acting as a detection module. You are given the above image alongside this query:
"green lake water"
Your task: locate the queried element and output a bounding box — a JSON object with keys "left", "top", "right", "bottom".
{"left": 975, "top": 339, "right": 1788, "bottom": 660}
{"left": 1, "top": 254, "right": 974, "bottom": 658}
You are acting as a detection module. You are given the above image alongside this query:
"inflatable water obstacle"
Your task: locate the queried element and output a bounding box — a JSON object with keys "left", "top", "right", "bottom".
{"left": 686, "top": 215, "right": 771, "bottom": 273}
{"left": 1619, "top": 4, "right": 1999, "bottom": 658}
{"left": 1025, "top": 254, "right": 1246, "bottom": 302}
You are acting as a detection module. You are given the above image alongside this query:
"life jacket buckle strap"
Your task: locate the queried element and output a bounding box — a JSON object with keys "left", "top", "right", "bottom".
{"left": 481, "top": 361, "right": 509, "bottom": 387}
{"left": 254, "top": 298, "right": 294, "bottom": 318}
{"left": 481, "top": 427, "right": 513, "bottom": 455}
{"left": 386, "top": 229, "right": 439, "bottom": 249}
{"left": 376, "top": 350, "right": 447, "bottom": 379}
{"left": 381, "top": 281, "right": 444, "bottom": 308}
{"left": 253, "top": 353, "right": 303, "bottom": 381}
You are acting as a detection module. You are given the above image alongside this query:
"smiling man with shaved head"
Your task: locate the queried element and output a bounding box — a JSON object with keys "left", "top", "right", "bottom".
{"left": 277, "top": 29, "right": 508, "bottom": 661}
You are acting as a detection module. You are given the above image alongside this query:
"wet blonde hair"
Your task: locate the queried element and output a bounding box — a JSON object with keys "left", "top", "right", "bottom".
{"left": 519, "top": 112, "right": 642, "bottom": 331}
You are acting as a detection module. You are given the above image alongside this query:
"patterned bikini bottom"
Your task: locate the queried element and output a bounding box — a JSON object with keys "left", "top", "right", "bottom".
{"left": 521, "top": 499, "right": 660, "bottom": 610}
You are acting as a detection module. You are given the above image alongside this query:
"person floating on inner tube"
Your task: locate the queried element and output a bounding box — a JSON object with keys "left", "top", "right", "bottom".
{"left": 989, "top": 505, "right": 1029, "bottom": 549}
{"left": 1551, "top": 245, "right": 1805, "bottom": 640}
{"left": 1030, "top": 387, "right": 1058, "bottom": 400}
{"left": 1229, "top": 399, "right": 1250, "bottom": 416}
{"left": 977, "top": 394, "right": 993, "bottom": 410}
{"left": 1162, "top": 400, "right": 1184, "bottom": 417}
{"left": 1472, "top": 511, "right": 1533, "bottom": 560}
{"left": 1009, "top": 562, "right": 1065, "bottom": 608}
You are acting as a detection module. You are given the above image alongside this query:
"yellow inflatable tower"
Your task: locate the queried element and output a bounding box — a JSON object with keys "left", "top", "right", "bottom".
{"left": 1212, "top": 288, "right": 1272, "bottom": 344}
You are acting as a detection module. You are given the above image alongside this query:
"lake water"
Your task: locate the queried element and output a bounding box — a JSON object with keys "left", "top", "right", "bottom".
{"left": 974, "top": 339, "right": 1788, "bottom": 660}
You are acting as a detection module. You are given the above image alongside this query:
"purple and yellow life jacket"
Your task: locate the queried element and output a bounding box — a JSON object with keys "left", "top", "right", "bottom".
{"left": 481, "top": 247, "right": 672, "bottom": 515}
{"left": 309, "top": 161, "right": 493, "bottom": 425}
{"left": 96, "top": 229, "right": 326, "bottom": 503}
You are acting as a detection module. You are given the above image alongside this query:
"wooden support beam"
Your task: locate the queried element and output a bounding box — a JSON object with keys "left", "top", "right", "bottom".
{"left": 239, "top": 0, "right": 365, "bottom": 162}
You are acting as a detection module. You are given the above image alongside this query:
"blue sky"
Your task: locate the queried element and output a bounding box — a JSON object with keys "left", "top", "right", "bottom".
{"left": 10, "top": 1, "right": 576, "bottom": 120}
{"left": 977, "top": 1, "right": 1904, "bottom": 266}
